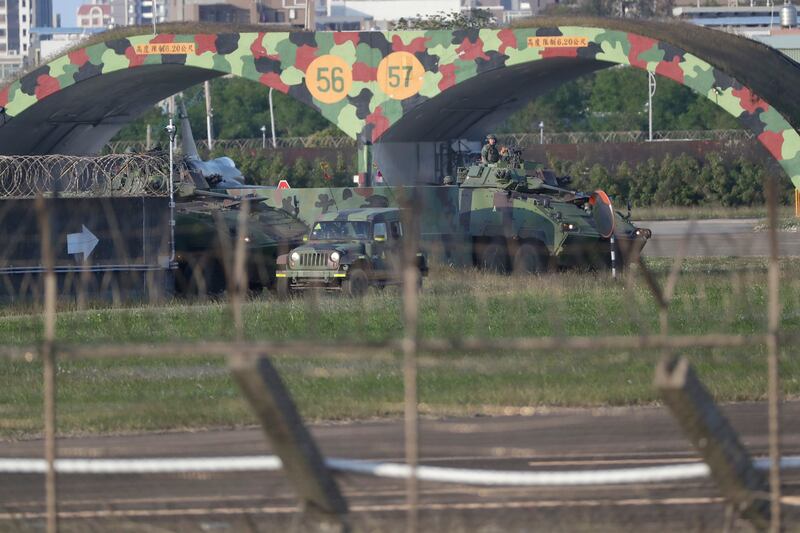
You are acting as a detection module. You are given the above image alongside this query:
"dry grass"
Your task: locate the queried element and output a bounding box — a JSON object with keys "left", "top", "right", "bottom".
{"left": 2, "top": 258, "right": 799, "bottom": 437}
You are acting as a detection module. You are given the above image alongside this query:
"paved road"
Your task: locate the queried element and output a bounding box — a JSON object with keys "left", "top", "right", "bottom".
{"left": 1, "top": 402, "right": 799, "bottom": 531}
{"left": 636, "top": 218, "right": 800, "bottom": 257}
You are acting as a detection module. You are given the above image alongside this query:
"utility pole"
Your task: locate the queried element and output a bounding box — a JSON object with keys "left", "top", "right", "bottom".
{"left": 269, "top": 88, "right": 277, "bottom": 148}
{"left": 166, "top": 118, "right": 177, "bottom": 264}
{"left": 648, "top": 71, "right": 656, "bottom": 142}
{"left": 204, "top": 80, "right": 213, "bottom": 150}
{"left": 168, "top": 96, "right": 177, "bottom": 151}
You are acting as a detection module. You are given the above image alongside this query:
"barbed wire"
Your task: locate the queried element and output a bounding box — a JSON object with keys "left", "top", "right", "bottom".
{"left": 498, "top": 129, "right": 754, "bottom": 146}
{"left": 103, "top": 129, "right": 754, "bottom": 154}
{"left": 0, "top": 154, "right": 173, "bottom": 198}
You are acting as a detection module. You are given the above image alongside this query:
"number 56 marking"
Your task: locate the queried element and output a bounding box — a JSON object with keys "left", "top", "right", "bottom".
{"left": 316, "top": 66, "right": 346, "bottom": 92}
{"left": 305, "top": 55, "right": 353, "bottom": 104}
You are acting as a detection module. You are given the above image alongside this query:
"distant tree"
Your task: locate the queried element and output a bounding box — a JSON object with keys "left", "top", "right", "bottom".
{"left": 188, "top": 78, "right": 336, "bottom": 139}
{"left": 113, "top": 77, "right": 346, "bottom": 145}
{"left": 545, "top": 152, "right": 792, "bottom": 208}
{"left": 500, "top": 66, "right": 740, "bottom": 133}
{"left": 113, "top": 105, "right": 169, "bottom": 144}
{"left": 392, "top": 9, "right": 496, "bottom": 30}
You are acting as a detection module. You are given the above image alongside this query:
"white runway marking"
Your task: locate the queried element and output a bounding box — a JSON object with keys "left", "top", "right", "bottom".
{"left": 0, "top": 496, "right": 728, "bottom": 521}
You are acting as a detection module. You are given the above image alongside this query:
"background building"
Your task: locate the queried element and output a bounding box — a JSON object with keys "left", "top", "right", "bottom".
{"left": 167, "top": 0, "right": 313, "bottom": 28}
{"left": 36, "top": 0, "right": 53, "bottom": 27}
{"left": 77, "top": 2, "right": 114, "bottom": 28}
{"left": 108, "top": 0, "right": 168, "bottom": 26}
{"left": 0, "top": 0, "right": 35, "bottom": 81}
{"left": 673, "top": 3, "right": 800, "bottom": 61}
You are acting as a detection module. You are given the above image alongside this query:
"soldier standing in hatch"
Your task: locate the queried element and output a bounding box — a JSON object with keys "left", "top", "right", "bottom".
{"left": 481, "top": 134, "right": 501, "bottom": 164}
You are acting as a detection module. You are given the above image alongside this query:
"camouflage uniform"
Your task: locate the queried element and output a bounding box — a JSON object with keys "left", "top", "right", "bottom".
{"left": 481, "top": 142, "right": 500, "bottom": 164}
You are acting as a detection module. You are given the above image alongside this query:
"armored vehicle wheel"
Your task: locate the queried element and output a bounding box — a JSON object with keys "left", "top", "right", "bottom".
{"left": 513, "top": 243, "right": 550, "bottom": 274}
{"left": 276, "top": 277, "right": 291, "bottom": 300}
{"left": 342, "top": 268, "right": 369, "bottom": 298}
{"left": 478, "top": 241, "right": 509, "bottom": 273}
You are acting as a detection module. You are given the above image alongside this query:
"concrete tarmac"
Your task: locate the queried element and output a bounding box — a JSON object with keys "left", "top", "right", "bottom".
{"left": 637, "top": 218, "right": 800, "bottom": 257}
{"left": 1, "top": 402, "right": 798, "bottom": 531}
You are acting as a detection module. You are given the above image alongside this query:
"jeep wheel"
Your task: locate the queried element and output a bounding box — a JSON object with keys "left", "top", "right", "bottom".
{"left": 276, "top": 277, "right": 291, "bottom": 300}
{"left": 342, "top": 268, "right": 369, "bottom": 298}
{"left": 513, "top": 242, "right": 550, "bottom": 275}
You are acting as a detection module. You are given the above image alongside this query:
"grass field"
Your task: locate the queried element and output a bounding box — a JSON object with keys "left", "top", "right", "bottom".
{"left": 2, "top": 258, "right": 799, "bottom": 438}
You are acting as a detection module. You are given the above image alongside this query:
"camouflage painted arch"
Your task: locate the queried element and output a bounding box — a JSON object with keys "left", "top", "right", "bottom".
{"left": 3, "top": 26, "right": 800, "bottom": 187}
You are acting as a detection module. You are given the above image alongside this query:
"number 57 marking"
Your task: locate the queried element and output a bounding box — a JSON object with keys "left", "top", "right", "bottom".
{"left": 387, "top": 65, "right": 413, "bottom": 88}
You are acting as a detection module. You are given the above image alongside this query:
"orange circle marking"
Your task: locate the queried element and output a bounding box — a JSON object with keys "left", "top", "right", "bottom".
{"left": 305, "top": 55, "right": 353, "bottom": 104}
{"left": 592, "top": 190, "right": 616, "bottom": 238}
{"left": 377, "top": 52, "right": 425, "bottom": 100}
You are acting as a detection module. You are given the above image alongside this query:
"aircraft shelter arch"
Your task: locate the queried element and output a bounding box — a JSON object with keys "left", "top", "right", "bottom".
{"left": 2, "top": 18, "right": 800, "bottom": 187}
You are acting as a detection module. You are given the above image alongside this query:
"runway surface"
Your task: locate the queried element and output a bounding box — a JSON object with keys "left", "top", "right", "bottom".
{"left": 1, "top": 402, "right": 798, "bottom": 531}
{"left": 637, "top": 218, "right": 800, "bottom": 256}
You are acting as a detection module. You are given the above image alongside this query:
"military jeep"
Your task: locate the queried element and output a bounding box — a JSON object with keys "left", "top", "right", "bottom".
{"left": 275, "top": 208, "right": 428, "bottom": 298}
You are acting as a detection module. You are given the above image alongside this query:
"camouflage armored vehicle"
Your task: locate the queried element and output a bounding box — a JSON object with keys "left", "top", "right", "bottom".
{"left": 453, "top": 152, "right": 651, "bottom": 272}
{"left": 275, "top": 208, "right": 428, "bottom": 298}
{"left": 174, "top": 197, "right": 308, "bottom": 294}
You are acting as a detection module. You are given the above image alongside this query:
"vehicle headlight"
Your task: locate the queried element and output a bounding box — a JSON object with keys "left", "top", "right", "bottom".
{"left": 330, "top": 251, "right": 341, "bottom": 263}
{"left": 291, "top": 251, "right": 301, "bottom": 262}
{"left": 561, "top": 222, "right": 576, "bottom": 232}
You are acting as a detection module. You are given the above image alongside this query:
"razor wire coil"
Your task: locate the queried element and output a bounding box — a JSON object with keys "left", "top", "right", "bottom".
{"left": 0, "top": 154, "right": 176, "bottom": 198}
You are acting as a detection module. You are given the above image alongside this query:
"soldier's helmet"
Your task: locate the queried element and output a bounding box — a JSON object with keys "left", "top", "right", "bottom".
{"left": 486, "top": 134, "right": 497, "bottom": 142}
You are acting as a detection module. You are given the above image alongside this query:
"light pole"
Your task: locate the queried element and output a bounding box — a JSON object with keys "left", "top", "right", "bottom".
{"left": 204, "top": 80, "right": 213, "bottom": 150}
{"left": 269, "top": 87, "right": 277, "bottom": 148}
{"left": 648, "top": 71, "right": 657, "bottom": 141}
{"left": 166, "top": 118, "right": 177, "bottom": 264}
{"left": 539, "top": 121, "right": 544, "bottom": 144}
{"left": 261, "top": 125, "right": 267, "bottom": 149}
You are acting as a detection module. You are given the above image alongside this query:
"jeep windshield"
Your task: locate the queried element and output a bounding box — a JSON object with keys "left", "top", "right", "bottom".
{"left": 310, "top": 221, "right": 371, "bottom": 241}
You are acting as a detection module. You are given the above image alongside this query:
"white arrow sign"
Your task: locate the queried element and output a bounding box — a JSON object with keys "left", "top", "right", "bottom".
{"left": 67, "top": 225, "right": 99, "bottom": 261}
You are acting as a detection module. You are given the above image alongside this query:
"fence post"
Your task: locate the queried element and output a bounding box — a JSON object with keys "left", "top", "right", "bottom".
{"left": 229, "top": 354, "right": 349, "bottom": 531}
{"left": 35, "top": 195, "right": 58, "bottom": 533}
{"left": 655, "top": 356, "right": 770, "bottom": 530}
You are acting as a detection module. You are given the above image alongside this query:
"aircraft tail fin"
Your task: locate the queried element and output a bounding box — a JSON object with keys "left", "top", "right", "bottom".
{"left": 178, "top": 98, "right": 200, "bottom": 159}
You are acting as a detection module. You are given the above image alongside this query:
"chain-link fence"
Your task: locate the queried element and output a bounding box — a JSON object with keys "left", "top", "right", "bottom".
{"left": 0, "top": 161, "right": 797, "bottom": 532}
